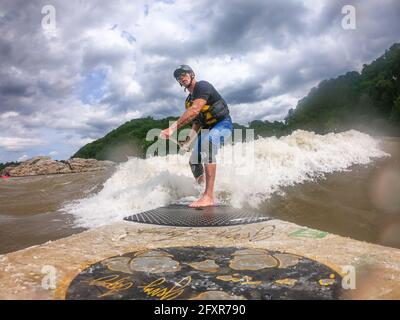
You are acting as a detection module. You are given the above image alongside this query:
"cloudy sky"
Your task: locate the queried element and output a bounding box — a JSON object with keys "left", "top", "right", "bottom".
{"left": 0, "top": 0, "right": 399, "bottom": 162}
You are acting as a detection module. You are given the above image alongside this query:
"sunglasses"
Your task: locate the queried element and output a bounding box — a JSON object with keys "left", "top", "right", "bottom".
{"left": 175, "top": 72, "right": 190, "bottom": 81}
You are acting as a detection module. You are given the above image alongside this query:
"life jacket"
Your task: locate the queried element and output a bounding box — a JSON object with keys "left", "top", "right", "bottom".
{"left": 185, "top": 97, "right": 230, "bottom": 128}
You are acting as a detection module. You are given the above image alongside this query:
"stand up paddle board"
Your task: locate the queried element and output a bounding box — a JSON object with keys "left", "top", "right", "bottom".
{"left": 123, "top": 204, "right": 270, "bottom": 227}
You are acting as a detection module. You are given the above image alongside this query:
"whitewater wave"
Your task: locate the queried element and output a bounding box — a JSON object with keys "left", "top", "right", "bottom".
{"left": 62, "top": 130, "right": 389, "bottom": 228}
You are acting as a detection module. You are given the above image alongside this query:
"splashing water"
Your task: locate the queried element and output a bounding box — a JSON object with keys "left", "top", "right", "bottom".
{"left": 62, "top": 130, "right": 389, "bottom": 228}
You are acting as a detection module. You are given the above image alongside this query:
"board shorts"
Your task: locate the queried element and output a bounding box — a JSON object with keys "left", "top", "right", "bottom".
{"left": 189, "top": 116, "right": 233, "bottom": 180}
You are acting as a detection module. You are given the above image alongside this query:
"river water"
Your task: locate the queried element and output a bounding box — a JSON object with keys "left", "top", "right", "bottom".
{"left": 0, "top": 130, "right": 399, "bottom": 254}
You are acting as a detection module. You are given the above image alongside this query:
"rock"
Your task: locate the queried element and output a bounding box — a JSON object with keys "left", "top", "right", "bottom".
{"left": 2, "top": 156, "right": 115, "bottom": 177}
{"left": 3, "top": 156, "right": 71, "bottom": 176}
{"left": 65, "top": 158, "right": 115, "bottom": 173}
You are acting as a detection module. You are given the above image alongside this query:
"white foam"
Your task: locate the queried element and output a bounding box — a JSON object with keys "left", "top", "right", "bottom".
{"left": 62, "top": 130, "right": 389, "bottom": 228}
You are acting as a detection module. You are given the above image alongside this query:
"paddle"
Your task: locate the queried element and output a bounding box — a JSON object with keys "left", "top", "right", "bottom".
{"left": 168, "top": 136, "right": 190, "bottom": 152}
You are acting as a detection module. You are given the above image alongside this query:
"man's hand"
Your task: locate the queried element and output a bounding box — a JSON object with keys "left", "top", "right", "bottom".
{"left": 159, "top": 99, "right": 204, "bottom": 140}
{"left": 159, "top": 127, "right": 174, "bottom": 139}
{"left": 178, "top": 140, "right": 190, "bottom": 152}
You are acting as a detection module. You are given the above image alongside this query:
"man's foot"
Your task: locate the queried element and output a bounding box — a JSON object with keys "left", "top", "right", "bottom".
{"left": 189, "top": 194, "right": 215, "bottom": 207}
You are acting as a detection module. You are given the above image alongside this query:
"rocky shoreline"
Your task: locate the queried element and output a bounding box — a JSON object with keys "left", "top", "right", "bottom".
{"left": 1, "top": 156, "right": 115, "bottom": 177}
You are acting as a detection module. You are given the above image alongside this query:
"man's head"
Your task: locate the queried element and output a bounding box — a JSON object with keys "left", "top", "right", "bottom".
{"left": 173, "top": 65, "right": 195, "bottom": 88}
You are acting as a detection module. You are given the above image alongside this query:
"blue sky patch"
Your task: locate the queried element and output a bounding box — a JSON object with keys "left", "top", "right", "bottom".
{"left": 79, "top": 68, "right": 108, "bottom": 105}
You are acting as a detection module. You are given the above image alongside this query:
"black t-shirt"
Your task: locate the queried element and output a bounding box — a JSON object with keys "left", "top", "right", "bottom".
{"left": 187, "top": 80, "right": 222, "bottom": 105}
{"left": 185, "top": 80, "right": 227, "bottom": 127}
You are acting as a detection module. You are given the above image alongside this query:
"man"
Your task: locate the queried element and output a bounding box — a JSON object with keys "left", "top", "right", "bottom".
{"left": 160, "top": 65, "right": 233, "bottom": 207}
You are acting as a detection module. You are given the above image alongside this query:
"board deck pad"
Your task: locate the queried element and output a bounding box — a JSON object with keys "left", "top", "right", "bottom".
{"left": 123, "top": 204, "right": 270, "bottom": 227}
{"left": 65, "top": 246, "right": 342, "bottom": 300}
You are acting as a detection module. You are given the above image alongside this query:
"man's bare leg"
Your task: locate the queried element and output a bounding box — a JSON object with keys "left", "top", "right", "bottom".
{"left": 190, "top": 163, "right": 216, "bottom": 207}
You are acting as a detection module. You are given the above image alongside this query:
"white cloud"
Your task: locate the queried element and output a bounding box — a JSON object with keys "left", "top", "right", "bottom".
{"left": 0, "top": 137, "right": 44, "bottom": 151}
{"left": 231, "top": 94, "right": 299, "bottom": 125}
{"left": 0, "top": 0, "right": 398, "bottom": 162}
{"left": 0, "top": 112, "right": 19, "bottom": 119}
{"left": 18, "top": 154, "right": 29, "bottom": 161}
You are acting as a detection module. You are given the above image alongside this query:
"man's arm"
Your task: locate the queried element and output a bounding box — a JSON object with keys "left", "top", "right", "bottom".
{"left": 160, "top": 99, "right": 206, "bottom": 138}
{"left": 175, "top": 98, "right": 206, "bottom": 129}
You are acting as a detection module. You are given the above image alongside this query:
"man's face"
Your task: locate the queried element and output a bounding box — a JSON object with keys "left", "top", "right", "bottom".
{"left": 177, "top": 72, "right": 192, "bottom": 87}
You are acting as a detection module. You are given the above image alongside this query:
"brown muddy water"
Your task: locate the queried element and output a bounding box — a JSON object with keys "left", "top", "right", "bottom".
{"left": 0, "top": 137, "right": 399, "bottom": 254}
{"left": 262, "top": 136, "right": 400, "bottom": 248}
{"left": 0, "top": 169, "right": 116, "bottom": 254}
